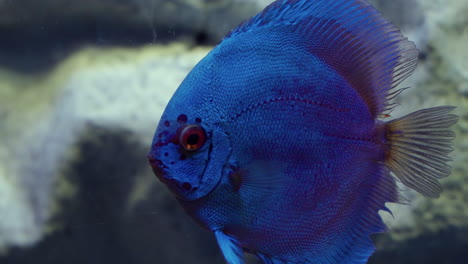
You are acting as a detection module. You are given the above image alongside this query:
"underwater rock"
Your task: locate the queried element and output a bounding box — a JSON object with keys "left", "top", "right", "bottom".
{"left": 0, "top": 66, "right": 63, "bottom": 250}
{"left": 0, "top": 44, "right": 210, "bottom": 254}
{"left": 2, "top": 124, "right": 224, "bottom": 264}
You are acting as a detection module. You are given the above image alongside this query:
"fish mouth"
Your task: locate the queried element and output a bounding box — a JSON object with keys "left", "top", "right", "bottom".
{"left": 147, "top": 155, "right": 194, "bottom": 195}
{"left": 147, "top": 155, "right": 168, "bottom": 180}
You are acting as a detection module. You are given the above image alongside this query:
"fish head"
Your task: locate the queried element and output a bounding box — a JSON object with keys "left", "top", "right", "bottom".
{"left": 147, "top": 62, "right": 232, "bottom": 201}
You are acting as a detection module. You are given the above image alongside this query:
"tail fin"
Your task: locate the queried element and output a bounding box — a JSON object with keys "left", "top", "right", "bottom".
{"left": 384, "top": 106, "right": 458, "bottom": 198}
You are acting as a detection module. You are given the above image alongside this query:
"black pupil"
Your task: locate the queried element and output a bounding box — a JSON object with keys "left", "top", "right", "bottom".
{"left": 187, "top": 133, "right": 199, "bottom": 145}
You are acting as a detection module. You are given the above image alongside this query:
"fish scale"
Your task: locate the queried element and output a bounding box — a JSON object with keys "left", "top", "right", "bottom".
{"left": 147, "top": 0, "right": 458, "bottom": 263}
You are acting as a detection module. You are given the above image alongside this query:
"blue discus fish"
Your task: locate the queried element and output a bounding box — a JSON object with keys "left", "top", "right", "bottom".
{"left": 147, "top": 0, "right": 458, "bottom": 263}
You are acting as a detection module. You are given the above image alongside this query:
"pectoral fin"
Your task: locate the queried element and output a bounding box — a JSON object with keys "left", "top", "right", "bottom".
{"left": 229, "top": 161, "right": 289, "bottom": 196}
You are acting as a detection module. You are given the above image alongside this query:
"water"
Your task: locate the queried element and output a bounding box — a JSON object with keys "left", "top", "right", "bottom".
{"left": 0, "top": 0, "right": 466, "bottom": 263}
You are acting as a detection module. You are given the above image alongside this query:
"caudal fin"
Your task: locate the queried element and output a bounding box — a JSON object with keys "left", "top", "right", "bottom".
{"left": 384, "top": 106, "right": 458, "bottom": 198}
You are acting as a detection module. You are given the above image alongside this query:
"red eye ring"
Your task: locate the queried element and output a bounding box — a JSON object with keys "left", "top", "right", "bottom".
{"left": 179, "top": 124, "right": 206, "bottom": 151}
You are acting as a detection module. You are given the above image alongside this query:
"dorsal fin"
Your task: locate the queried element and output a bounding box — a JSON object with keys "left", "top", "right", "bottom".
{"left": 225, "top": 0, "right": 418, "bottom": 118}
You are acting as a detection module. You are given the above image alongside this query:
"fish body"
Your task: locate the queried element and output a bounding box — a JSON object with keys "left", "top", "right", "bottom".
{"left": 148, "top": 0, "right": 458, "bottom": 263}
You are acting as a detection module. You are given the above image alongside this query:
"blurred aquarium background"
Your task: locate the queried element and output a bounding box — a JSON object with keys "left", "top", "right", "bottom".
{"left": 0, "top": 0, "right": 467, "bottom": 263}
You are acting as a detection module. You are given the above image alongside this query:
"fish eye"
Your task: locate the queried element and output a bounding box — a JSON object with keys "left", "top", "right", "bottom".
{"left": 179, "top": 124, "right": 206, "bottom": 151}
